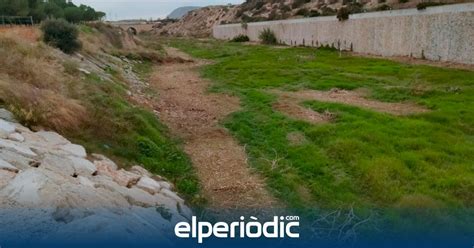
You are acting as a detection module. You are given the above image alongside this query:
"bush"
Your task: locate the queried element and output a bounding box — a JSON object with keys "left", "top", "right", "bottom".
{"left": 296, "top": 8, "right": 310, "bottom": 17}
{"left": 280, "top": 4, "right": 291, "bottom": 12}
{"left": 417, "top": 2, "right": 445, "bottom": 10}
{"left": 292, "top": 0, "right": 310, "bottom": 9}
{"left": 231, "top": 34, "right": 250, "bottom": 42}
{"left": 320, "top": 7, "right": 336, "bottom": 16}
{"left": 255, "top": 1, "right": 265, "bottom": 10}
{"left": 309, "top": 10, "right": 320, "bottom": 17}
{"left": 399, "top": 0, "right": 409, "bottom": 3}
{"left": 259, "top": 28, "right": 277, "bottom": 45}
{"left": 376, "top": 4, "right": 391, "bottom": 11}
{"left": 41, "top": 19, "right": 81, "bottom": 54}
{"left": 337, "top": 7, "right": 350, "bottom": 21}
{"left": 346, "top": 2, "right": 364, "bottom": 14}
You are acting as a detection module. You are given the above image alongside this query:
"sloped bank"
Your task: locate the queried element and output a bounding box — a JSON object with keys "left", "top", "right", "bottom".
{"left": 0, "top": 108, "right": 191, "bottom": 243}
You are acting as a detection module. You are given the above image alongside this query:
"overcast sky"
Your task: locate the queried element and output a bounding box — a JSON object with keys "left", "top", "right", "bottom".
{"left": 72, "top": 0, "right": 244, "bottom": 20}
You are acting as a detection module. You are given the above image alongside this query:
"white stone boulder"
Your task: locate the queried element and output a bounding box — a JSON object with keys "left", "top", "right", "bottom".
{"left": 96, "top": 163, "right": 140, "bottom": 188}
{"left": 92, "top": 154, "right": 118, "bottom": 170}
{"left": 60, "top": 144, "right": 87, "bottom": 158}
{"left": 92, "top": 175, "right": 154, "bottom": 207}
{"left": 94, "top": 159, "right": 116, "bottom": 175}
{"left": 59, "top": 181, "right": 129, "bottom": 208}
{"left": 136, "top": 176, "right": 162, "bottom": 194}
{"left": 0, "top": 138, "right": 37, "bottom": 157}
{"left": 20, "top": 132, "right": 48, "bottom": 151}
{"left": 0, "top": 149, "right": 36, "bottom": 170}
{"left": 130, "top": 165, "right": 152, "bottom": 177}
{"left": 8, "top": 132, "right": 25, "bottom": 142}
{"left": 159, "top": 181, "right": 172, "bottom": 190}
{"left": 0, "top": 108, "right": 16, "bottom": 123}
{"left": 14, "top": 123, "right": 31, "bottom": 133}
{"left": 0, "top": 170, "right": 16, "bottom": 189}
{"left": 68, "top": 156, "right": 97, "bottom": 176}
{"left": 0, "top": 119, "right": 15, "bottom": 138}
{"left": 161, "top": 188, "right": 184, "bottom": 204}
{"left": 113, "top": 169, "right": 141, "bottom": 187}
{"left": 77, "top": 176, "right": 95, "bottom": 188}
{"left": 41, "top": 154, "right": 75, "bottom": 177}
{"left": 0, "top": 158, "right": 19, "bottom": 173}
{"left": 0, "top": 116, "right": 193, "bottom": 239}
{"left": 0, "top": 168, "right": 62, "bottom": 207}
{"left": 36, "top": 131, "right": 70, "bottom": 146}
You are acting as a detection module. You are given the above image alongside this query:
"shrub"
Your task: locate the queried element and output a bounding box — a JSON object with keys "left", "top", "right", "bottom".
{"left": 41, "top": 19, "right": 81, "bottom": 54}
{"left": 296, "top": 8, "right": 310, "bottom": 16}
{"left": 320, "top": 6, "right": 336, "bottom": 16}
{"left": 417, "top": 2, "right": 445, "bottom": 10}
{"left": 231, "top": 34, "right": 250, "bottom": 42}
{"left": 309, "top": 10, "right": 320, "bottom": 17}
{"left": 346, "top": 2, "right": 364, "bottom": 14}
{"left": 292, "top": 0, "right": 310, "bottom": 9}
{"left": 337, "top": 7, "right": 350, "bottom": 21}
{"left": 399, "top": 0, "right": 409, "bottom": 3}
{"left": 376, "top": 4, "right": 391, "bottom": 11}
{"left": 259, "top": 28, "right": 277, "bottom": 45}
{"left": 280, "top": 4, "right": 291, "bottom": 13}
{"left": 255, "top": 1, "right": 265, "bottom": 10}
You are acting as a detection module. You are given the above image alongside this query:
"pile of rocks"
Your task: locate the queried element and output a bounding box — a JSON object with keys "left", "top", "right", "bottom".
{"left": 0, "top": 108, "right": 191, "bottom": 243}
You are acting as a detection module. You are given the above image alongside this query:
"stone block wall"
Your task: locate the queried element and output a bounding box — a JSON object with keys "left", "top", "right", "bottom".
{"left": 213, "top": 3, "right": 474, "bottom": 64}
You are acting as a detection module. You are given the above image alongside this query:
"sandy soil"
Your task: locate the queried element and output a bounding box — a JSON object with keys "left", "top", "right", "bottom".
{"left": 150, "top": 47, "right": 277, "bottom": 209}
{"left": 271, "top": 88, "right": 429, "bottom": 121}
{"left": 273, "top": 94, "right": 333, "bottom": 124}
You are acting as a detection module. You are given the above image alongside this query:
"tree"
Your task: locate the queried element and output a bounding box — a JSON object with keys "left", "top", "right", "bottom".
{"left": 29, "top": 4, "right": 47, "bottom": 22}
{"left": 44, "top": 2, "right": 64, "bottom": 19}
{"left": 63, "top": 7, "right": 83, "bottom": 23}
{"left": 0, "top": 0, "right": 104, "bottom": 23}
{"left": 0, "top": 0, "right": 29, "bottom": 16}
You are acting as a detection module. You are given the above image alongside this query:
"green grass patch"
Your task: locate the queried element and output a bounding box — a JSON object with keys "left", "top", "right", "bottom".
{"left": 164, "top": 38, "right": 474, "bottom": 208}
{"left": 132, "top": 60, "right": 154, "bottom": 79}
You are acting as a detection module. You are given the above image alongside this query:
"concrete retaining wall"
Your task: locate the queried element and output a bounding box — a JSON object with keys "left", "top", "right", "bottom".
{"left": 213, "top": 3, "right": 474, "bottom": 64}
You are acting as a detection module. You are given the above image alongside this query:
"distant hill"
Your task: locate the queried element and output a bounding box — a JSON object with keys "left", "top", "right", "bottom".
{"left": 167, "top": 6, "right": 200, "bottom": 19}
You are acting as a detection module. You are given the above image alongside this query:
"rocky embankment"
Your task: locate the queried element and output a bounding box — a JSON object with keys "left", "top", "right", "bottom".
{"left": 156, "top": 5, "right": 239, "bottom": 37}
{"left": 0, "top": 108, "right": 191, "bottom": 242}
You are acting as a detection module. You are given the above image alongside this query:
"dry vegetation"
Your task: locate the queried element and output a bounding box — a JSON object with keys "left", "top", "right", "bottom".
{"left": 0, "top": 28, "right": 87, "bottom": 132}
{"left": 0, "top": 23, "right": 164, "bottom": 134}
{"left": 0, "top": 24, "right": 201, "bottom": 203}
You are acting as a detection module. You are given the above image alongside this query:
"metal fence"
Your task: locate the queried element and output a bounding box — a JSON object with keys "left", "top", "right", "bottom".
{"left": 0, "top": 16, "right": 34, "bottom": 26}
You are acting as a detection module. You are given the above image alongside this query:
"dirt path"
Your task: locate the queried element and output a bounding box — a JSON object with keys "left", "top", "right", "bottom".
{"left": 150, "top": 47, "right": 276, "bottom": 209}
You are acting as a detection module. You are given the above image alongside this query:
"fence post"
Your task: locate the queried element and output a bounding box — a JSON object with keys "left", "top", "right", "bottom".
{"left": 1, "top": 16, "right": 4, "bottom": 26}
{"left": 30, "top": 16, "right": 33, "bottom": 25}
